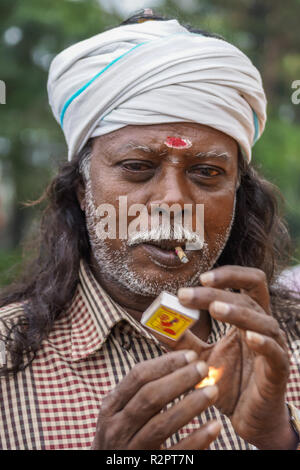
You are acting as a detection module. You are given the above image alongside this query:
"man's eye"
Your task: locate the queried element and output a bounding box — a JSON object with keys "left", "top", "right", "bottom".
{"left": 121, "top": 161, "right": 154, "bottom": 172}
{"left": 189, "top": 166, "right": 222, "bottom": 178}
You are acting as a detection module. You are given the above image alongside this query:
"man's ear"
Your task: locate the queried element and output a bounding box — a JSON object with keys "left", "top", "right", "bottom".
{"left": 76, "top": 182, "right": 86, "bottom": 212}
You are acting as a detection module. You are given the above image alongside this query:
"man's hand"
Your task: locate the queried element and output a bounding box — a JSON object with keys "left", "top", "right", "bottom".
{"left": 91, "top": 350, "right": 221, "bottom": 450}
{"left": 156, "top": 266, "right": 297, "bottom": 450}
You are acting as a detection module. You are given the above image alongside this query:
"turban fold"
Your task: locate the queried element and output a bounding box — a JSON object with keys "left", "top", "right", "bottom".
{"left": 47, "top": 19, "right": 267, "bottom": 162}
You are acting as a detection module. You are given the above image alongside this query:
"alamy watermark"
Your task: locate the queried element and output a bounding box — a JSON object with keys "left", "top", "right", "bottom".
{"left": 94, "top": 196, "right": 205, "bottom": 250}
{"left": 291, "top": 80, "right": 300, "bottom": 105}
{"left": 0, "top": 80, "right": 6, "bottom": 104}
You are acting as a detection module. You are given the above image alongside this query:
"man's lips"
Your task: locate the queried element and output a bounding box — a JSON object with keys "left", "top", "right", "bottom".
{"left": 142, "top": 240, "right": 186, "bottom": 251}
{"left": 131, "top": 241, "right": 188, "bottom": 267}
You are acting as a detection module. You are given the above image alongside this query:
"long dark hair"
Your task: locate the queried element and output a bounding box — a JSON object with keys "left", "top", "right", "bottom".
{"left": 0, "top": 11, "right": 299, "bottom": 375}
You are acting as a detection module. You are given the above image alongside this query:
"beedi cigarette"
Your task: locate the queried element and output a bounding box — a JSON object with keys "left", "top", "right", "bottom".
{"left": 175, "top": 246, "right": 189, "bottom": 263}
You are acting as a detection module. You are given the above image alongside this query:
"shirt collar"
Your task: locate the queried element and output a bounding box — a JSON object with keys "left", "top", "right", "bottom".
{"left": 68, "top": 258, "right": 164, "bottom": 361}
{"left": 66, "top": 258, "right": 229, "bottom": 361}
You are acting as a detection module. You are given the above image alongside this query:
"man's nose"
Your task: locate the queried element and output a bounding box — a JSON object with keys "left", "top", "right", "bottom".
{"left": 147, "top": 168, "right": 193, "bottom": 211}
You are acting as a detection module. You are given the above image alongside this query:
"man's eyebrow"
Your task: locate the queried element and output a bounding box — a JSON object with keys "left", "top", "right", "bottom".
{"left": 121, "top": 141, "right": 167, "bottom": 156}
{"left": 194, "top": 151, "right": 230, "bottom": 161}
{"left": 120, "top": 143, "right": 230, "bottom": 161}
{"left": 126, "top": 142, "right": 155, "bottom": 153}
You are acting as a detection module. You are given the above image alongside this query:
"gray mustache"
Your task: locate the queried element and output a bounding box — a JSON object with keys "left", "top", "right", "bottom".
{"left": 127, "top": 224, "right": 204, "bottom": 249}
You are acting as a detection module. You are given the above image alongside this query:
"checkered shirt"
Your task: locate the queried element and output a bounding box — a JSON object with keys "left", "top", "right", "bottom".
{"left": 0, "top": 258, "right": 299, "bottom": 449}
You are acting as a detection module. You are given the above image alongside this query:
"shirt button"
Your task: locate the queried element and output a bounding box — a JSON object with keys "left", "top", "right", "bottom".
{"left": 122, "top": 338, "right": 131, "bottom": 351}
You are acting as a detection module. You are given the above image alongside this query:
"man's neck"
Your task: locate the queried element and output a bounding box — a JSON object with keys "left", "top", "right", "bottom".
{"left": 88, "top": 254, "right": 211, "bottom": 342}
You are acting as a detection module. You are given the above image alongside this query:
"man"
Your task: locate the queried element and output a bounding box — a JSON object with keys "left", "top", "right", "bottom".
{"left": 0, "top": 11, "right": 299, "bottom": 450}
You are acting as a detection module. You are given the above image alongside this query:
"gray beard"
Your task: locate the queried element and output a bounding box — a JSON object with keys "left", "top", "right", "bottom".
{"left": 84, "top": 176, "right": 236, "bottom": 296}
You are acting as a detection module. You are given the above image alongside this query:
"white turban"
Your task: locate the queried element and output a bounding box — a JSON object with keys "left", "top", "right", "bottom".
{"left": 47, "top": 19, "right": 267, "bottom": 162}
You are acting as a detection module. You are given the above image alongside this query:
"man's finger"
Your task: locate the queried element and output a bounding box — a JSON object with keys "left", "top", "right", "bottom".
{"left": 120, "top": 359, "right": 210, "bottom": 437}
{"left": 209, "top": 302, "right": 285, "bottom": 346}
{"left": 178, "top": 286, "right": 260, "bottom": 312}
{"left": 244, "top": 331, "right": 290, "bottom": 387}
{"left": 101, "top": 349, "right": 199, "bottom": 415}
{"left": 129, "top": 385, "right": 219, "bottom": 449}
{"left": 150, "top": 328, "right": 210, "bottom": 356}
{"left": 199, "top": 265, "right": 271, "bottom": 313}
{"left": 168, "top": 420, "right": 222, "bottom": 450}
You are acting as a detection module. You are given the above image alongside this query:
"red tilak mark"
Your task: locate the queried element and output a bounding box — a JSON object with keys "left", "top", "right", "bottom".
{"left": 164, "top": 136, "right": 192, "bottom": 149}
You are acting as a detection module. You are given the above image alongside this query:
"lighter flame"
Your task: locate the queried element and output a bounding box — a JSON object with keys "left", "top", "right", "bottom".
{"left": 195, "top": 366, "right": 223, "bottom": 389}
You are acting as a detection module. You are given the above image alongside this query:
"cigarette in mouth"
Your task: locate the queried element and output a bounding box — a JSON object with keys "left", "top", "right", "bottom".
{"left": 175, "top": 246, "right": 189, "bottom": 264}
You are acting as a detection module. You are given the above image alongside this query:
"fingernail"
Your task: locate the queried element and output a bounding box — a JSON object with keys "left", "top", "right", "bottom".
{"left": 212, "top": 301, "right": 230, "bottom": 316}
{"left": 185, "top": 350, "right": 198, "bottom": 363}
{"left": 178, "top": 288, "right": 194, "bottom": 302}
{"left": 200, "top": 271, "right": 215, "bottom": 285}
{"left": 246, "top": 331, "right": 265, "bottom": 345}
{"left": 196, "top": 361, "right": 208, "bottom": 377}
{"left": 207, "top": 421, "right": 221, "bottom": 436}
{"left": 202, "top": 385, "right": 218, "bottom": 400}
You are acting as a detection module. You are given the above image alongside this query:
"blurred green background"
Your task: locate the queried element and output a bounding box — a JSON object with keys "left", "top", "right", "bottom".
{"left": 0, "top": 0, "right": 300, "bottom": 286}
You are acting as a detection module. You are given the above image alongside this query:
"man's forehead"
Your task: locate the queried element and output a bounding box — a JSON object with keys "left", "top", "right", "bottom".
{"left": 120, "top": 141, "right": 231, "bottom": 163}
{"left": 92, "top": 123, "right": 239, "bottom": 157}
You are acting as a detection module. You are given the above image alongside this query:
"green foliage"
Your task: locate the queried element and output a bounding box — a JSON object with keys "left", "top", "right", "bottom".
{"left": 0, "top": 248, "right": 23, "bottom": 287}
{"left": 0, "top": 0, "right": 120, "bottom": 254}
{"left": 254, "top": 117, "right": 300, "bottom": 263}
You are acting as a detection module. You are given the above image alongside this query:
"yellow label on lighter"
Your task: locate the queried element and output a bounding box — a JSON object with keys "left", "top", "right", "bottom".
{"left": 145, "top": 306, "right": 194, "bottom": 340}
